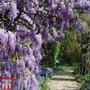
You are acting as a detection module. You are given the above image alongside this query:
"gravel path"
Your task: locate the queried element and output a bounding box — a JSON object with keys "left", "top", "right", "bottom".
{"left": 47, "top": 70, "right": 80, "bottom": 90}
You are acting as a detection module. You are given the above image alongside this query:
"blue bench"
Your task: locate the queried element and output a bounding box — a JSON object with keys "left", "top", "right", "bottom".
{"left": 39, "top": 66, "right": 47, "bottom": 81}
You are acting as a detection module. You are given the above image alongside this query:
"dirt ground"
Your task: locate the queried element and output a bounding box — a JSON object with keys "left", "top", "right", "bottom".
{"left": 47, "top": 70, "right": 80, "bottom": 90}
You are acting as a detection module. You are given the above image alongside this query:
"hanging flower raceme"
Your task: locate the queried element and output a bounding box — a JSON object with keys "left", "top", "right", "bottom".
{"left": 8, "top": 31, "right": 16, "bottom": 54}
{"left": 34, "top": 34, "right": 42, "bottom": 50}
{"left": 53, "top": 28, "right": 58, "bottom": 38}
{"left": 0, "top": 1, "right": 10, "bottom": 14}
{"left": 8, "top": 1, "right": 18, "bottom": 21}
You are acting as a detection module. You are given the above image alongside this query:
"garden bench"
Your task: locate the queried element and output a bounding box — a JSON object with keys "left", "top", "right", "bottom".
{"left": 39, "top": 66, "right": 47, "bottom": 81}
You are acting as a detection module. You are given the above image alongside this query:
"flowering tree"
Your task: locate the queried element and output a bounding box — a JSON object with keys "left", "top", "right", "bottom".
{"left": 0, "top": 0, "right": 90, "bottom": 89}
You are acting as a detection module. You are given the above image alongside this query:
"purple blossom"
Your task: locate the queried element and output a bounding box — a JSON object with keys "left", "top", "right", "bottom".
{"left": 2, "top": 70, "right": 11, "bottom": 78}
{"left": 53, "top": 28, "right": 58, "bottom": 38}
{"left": 8, "top": 31, "right": 16, "bottom": 53}
{"left": 8, "top": 1, "right": 18, "bottom": 21}
{"left": 34, "top": 34, "right": 42, "bottom": 50}
{"left": 40, "top": 29, "right": 48, "bottom": 44}
{"left": 0, "top": 1, "right": 10, "bottom": 14}
{"left": 23, "top": 80, "right": 27, "bottom": 88}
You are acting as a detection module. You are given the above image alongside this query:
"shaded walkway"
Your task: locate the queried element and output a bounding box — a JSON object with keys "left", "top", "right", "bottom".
{"left": 47, "top": 70, "right": 80, "bottom": 90}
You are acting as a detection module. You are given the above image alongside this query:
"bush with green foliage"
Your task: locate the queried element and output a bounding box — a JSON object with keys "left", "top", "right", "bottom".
{"left": 75, "top": 74, "right": 88, "bottom": 83}
{"left": 80, "top": 81, "right": 90, "bottom": 90}
{"left": 39, "top": 81, "right": 48, "bottom": 90}
{"left": 73, "top": 66, "right": 90, "bottom": 88}
{"left": 42, "top": 42, "right": 61, "bottom": 69}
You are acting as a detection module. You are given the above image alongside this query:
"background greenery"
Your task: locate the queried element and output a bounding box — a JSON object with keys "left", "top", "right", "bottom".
{"left": 58, "top": 30, "right": 81, "bottom": 65}
{"left": 41, "top": 29, "right": 81, "bottom": 68}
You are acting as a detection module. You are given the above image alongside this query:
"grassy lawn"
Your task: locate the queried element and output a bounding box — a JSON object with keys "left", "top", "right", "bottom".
{"left": 59, "top": 65, "right": 76, "bottom": 71}
{"left": 55, "top": 63, "right": 78, "bottom": 71}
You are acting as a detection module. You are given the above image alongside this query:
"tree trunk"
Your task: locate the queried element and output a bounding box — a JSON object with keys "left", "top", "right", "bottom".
{"left": 83, "top": 30, "right": 90, "bottom": 75}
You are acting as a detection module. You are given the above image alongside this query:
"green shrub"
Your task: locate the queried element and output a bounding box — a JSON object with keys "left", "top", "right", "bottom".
{"left": 74, "top": 73, "right": 90, "bottom": 88}
{"left": 39, "top": 81, "right": 48, "bottom": 90}
{"left": 75, "top": 74, "right": 86, "bottom": 83}
{"left": 39, "top": 75, "right": 54, "bottom": 90}
{"left": 80, "top": 82, "right": 90, "bottom": 90}
{"left": 42, "top": 43, "right": 61, "bottom": 69}
{"left": 48, "top": 72, "right": 54, "bottom": 79}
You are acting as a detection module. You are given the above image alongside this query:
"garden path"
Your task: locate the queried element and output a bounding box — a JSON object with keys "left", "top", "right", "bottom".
{"left": 47, "top": 70, "right": 80, "bottom": 90}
